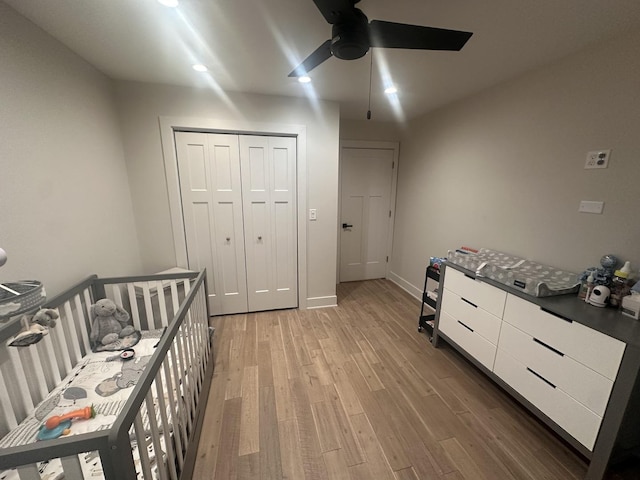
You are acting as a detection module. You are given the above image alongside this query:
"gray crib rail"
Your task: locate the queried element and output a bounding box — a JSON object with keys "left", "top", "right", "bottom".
{"left": 0, "top": 269, "right": 213, "bottom": 480}
{"left": 103, "top": 269, "right": 210, "bottom": 479}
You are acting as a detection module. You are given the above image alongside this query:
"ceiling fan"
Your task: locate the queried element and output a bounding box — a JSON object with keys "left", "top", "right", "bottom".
{"left": 288, "top": 0, "right": 473, "bottom": 77}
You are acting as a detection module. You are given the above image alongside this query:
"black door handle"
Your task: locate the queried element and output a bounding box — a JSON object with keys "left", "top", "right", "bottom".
{"left": 342, "top": 223, "right": 353, "bottom": 229}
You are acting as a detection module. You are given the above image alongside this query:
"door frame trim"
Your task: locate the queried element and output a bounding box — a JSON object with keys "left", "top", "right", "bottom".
{"left": 338, "top": 140, "right": 400, "bottom": 283}
{"left": 159, "top": 116, "right": 307, "bottom": 309}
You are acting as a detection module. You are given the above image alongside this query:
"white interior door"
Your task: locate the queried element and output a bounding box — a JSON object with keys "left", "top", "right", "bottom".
{"left": 175, "top": 132, "right": 248, "bottom": 315}
{"left": 339, "top": 147, "right": 395, "bottom": 282}
{"left": 240, "top": 135, "right": 298, "bottom": 311}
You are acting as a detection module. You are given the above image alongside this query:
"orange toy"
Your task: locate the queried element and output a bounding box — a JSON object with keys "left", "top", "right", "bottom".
{"left": 45, "top": 405, "right": 95, "bottom": 430}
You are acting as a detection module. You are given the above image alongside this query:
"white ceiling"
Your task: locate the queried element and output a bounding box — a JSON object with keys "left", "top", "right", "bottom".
{"left": 6, "top": 0, "right": 640, "bottom": 122}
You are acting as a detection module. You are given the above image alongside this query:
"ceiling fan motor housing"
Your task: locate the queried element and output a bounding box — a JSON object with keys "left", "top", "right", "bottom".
{"left": 331, "top": 8, "right": 369, "bottom": 60}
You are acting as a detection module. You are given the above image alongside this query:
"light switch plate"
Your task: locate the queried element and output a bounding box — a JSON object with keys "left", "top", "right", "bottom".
{"left": 309, "top": 208, "right": 317, "bottom": 221}
{"left": 579, "top": 201, "right": 604, "bottom": 214}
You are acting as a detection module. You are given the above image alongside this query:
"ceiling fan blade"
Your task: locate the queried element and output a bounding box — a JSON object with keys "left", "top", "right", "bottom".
{"left": 288, "top": 39, "right": 333, "bottom": 77}
{"left": 312, "top": 0, "right": 357, "bottom": 24}
{"left": 369, "top": 20, "right": 472, "bottom": 51}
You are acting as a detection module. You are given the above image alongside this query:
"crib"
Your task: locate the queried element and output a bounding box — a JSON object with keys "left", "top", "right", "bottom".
{"left": 0, "top": 269, "right": 213, "bottom": 480}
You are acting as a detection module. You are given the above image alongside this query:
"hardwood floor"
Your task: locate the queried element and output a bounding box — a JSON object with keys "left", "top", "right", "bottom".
{"left": 192, "top": 279, "right": 634, "bottom": 479}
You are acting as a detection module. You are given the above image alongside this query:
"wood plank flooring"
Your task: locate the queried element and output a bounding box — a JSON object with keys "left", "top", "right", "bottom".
{"left": 193, "top": 279, "right": 635, "bottom": 479}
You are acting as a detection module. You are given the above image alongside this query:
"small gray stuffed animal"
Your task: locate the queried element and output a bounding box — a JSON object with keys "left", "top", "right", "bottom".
{"left": 9, "top": 309, "right": 59, "bottom": 347}
{"left": 90, "top": 299, "right": 135, "bottom": 347}
{"left": 30, "top": 308, "right": 59, "bottom": 330}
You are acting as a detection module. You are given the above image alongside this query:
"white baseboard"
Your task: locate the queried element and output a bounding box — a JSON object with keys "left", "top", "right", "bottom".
{"left": 306, "top": 295, "right": 338, "bottom": 309}
{"left": 388, "top": 271, "right": 422, "bottom": 302}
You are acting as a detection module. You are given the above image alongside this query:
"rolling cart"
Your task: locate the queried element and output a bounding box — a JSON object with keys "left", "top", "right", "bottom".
{"left": 418, "top": 265, "right": 440, "bottom": 339}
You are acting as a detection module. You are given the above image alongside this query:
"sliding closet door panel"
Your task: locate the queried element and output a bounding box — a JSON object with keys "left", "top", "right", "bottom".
{"left": 270, "top": 138, "right": 297, "bottom": 303}
{"left": 240, "top": 135, "right": 298, "bottom": 311}
{"left": 175, "top": 131, "right": 248, "bottom": 315}
{"left": 207, "top": 135, "right": 248, "bottom": 314}
{"left": 241, "top": 138, "right": 273, "bottom": 309}
{"left": 175, "top": 133, "right": 219, "bottom": 312}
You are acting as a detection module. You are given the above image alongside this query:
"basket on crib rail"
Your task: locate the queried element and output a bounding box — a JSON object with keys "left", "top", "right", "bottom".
{"left": 0, "top": 280, "right": 46, "bottom": 321}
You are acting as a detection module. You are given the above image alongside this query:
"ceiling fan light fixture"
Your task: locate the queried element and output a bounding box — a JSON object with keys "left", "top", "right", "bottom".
{"left": 298, "top": 76, "right": 311, "bottom": 83}
{"left": 157, "top": 0, "right": 179, "bottom": 7}
{"left": 192, "top": 64, "right": 208, "bottom": 72}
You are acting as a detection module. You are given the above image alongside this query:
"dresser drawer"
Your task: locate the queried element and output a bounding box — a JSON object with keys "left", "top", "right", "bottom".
{"left": 494, "top": 348, "right": 602, "bottom": 450}
{"left": 444, "top": 267, "right": 506, "bottom": 318}
{"left": 498, "top": 322, "right": 614, "bottom": 416}
{"left": 438, "top": 311, "right": 497, "bottom": 370}
{"left": 503, "top": 294, "right": 625, "bottom": 380}
{"left": 441, "top": 289, "right": 502, "bottom": 344}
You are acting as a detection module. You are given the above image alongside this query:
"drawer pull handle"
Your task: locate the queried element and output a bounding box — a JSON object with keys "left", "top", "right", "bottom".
{"left": 540, "top": 307, "right": 573, "bottom": 323}
{"left": 457, "top": 320, "right": 474, "bottom": 333}
{"left": 526, "top": 367, "right": 556, "bottom": 389}
{"left": 533, "top": 337, "right": 564, "bottom": 357}
{"left": 461, "top": 297, "right": 478, "bottom": 308}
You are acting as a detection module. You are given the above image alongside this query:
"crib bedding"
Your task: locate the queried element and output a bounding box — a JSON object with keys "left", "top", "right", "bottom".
{"left": 0, "top": 329, "right": 173, "bottom": 480}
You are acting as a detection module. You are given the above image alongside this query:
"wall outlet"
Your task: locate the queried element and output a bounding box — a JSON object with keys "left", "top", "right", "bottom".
{"left": 585, "top": 149, "right": 610, "bottom": 169}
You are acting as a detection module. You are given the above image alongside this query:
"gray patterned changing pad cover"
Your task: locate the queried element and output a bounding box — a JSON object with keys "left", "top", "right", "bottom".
{"left": 447, "top": 248, "right": 580, "bottom": 297}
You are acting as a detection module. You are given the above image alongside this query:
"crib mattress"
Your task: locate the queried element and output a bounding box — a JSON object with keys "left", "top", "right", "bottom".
{"left": 0, "top": 329, "right": 168, "bottom": 479}
{"left": 447, "top": 248, "right": 580, "bottom": 297}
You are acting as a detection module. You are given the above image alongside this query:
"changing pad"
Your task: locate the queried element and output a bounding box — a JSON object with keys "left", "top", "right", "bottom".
{"left": 447, "top": 248, "right": 580, "bottom": 297}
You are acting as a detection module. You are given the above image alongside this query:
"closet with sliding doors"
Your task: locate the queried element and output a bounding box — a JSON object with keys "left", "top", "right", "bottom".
{"left": 175, "top": 132, "right": 298, "bottom": 316}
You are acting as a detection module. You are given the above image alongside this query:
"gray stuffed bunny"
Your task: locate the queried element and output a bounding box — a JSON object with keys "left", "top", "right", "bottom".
{"left": 90, "top": 299, "right": 135, "bottom": 347}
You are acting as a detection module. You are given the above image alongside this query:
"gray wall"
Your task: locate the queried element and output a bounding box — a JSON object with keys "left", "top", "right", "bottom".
{"left": 0, "top": 3, "right": 141, "bottom": 297}
{"left": 114, "top": 81, "right": 341, "bottom": 304}
{"left": 340, "top": 119, "right": 404, "bottom": 143}
{"left": 390, "top": 30, "right": 640, "bottom": 295}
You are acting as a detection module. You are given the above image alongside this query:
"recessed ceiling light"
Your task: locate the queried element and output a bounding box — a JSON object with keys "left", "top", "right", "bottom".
{"left": 157, "top": 0, "right": 179, "bottom": 7}
{"left": 384, "top": 86, "right": 398, "bottom": 95}
{"left": 192, "top": 64, "right": 208, "bottom": 72}
{"left": 298, "top": 76, "right": 311, "bottom": 83}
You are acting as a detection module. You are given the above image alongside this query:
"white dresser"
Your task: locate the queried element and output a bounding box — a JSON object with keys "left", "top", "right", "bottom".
{"left": 437, "top": 267, "right": 506, "bottom": 370}
{"left": 433, "top": 263, "right": 640, "bottom": 480}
